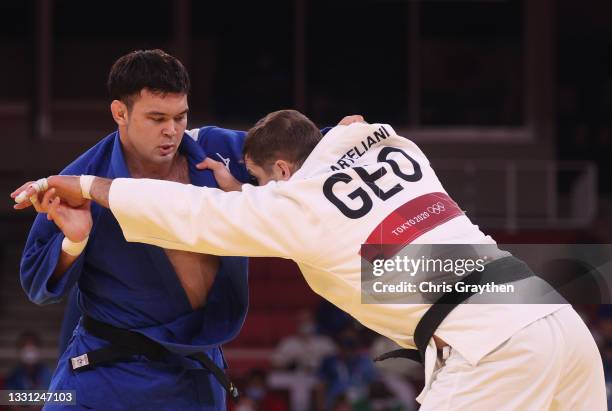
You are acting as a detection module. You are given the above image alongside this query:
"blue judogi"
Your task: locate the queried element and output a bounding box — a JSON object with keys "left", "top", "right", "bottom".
{"left": 20, "top": 127, "right": 251, "bottom": 411}
{"left": 58, "top": 287, "right": 80, "bottom": 353}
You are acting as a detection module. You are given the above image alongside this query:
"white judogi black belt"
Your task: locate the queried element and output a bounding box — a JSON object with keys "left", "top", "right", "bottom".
{"left": 375, "top": 256, "right": 536, "bottom": 363}
{"left": 69, "top": 315, "right": 239, "bottom": 402}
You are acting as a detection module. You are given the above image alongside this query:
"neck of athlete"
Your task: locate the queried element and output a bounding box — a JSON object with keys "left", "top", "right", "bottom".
{"left": 120, "top": 136, "right": 182, "bottom": 180}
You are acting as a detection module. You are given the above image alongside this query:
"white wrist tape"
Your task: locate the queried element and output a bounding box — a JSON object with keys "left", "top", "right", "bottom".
{"left": 80, "top": 175, "right": 95, "bottom": 200}
{"left": 61, "top": 235, "right": 89, "bottom": 256}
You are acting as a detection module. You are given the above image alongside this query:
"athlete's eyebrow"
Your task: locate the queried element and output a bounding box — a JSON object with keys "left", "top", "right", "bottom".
{"left": 145, "top": 109, "right": 189, "bottom": 116}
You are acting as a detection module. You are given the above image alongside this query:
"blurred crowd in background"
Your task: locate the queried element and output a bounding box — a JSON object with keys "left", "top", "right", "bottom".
{"left": 2, "top": 0, "right": 612, "bottom": 409}
{"left": 4, "top": 302, "right": 612, "bottom": 411}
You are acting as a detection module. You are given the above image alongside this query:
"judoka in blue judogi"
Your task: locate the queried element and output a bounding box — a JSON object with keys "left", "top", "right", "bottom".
{"left": 20, "top": 126, "right": 251, "bottom": 410}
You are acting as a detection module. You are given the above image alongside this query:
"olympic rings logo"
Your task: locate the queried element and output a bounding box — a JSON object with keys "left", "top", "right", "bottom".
{"left": 427, "top": 202, "right": 446, "bottom": 214}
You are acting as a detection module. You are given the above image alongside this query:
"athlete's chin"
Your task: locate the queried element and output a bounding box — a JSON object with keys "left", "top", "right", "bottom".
{"left": 150, "top": 152, "right": 176, "bottom": 164}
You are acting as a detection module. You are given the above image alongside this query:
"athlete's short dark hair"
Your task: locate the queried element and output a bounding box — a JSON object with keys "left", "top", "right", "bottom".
{"left": 107, "top": 49, "right": 190, "bottom": 109}
{"left": 243, "top": 109, "right": 321, "bottom": 171}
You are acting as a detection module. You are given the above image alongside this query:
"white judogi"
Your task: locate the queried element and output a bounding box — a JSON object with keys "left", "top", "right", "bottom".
{"left": 108, "top": 123, "right": 605, "bottom": 409}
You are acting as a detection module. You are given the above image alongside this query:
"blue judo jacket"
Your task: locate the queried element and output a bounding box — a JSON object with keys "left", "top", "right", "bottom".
{"left": 20, "top": 127, "right": 251, "bottom": 411}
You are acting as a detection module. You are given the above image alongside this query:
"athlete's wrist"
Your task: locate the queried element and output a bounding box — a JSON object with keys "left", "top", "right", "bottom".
{"left": 80, "top": 175, "right": 95, "bottom": 199}
{"left": 61, "top": 234, "right": 89, "bottom": 256}
{"left": 89, "top": 177, "right": 113, "bottom": 209}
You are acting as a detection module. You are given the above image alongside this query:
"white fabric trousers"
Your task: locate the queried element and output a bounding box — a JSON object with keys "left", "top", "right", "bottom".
{"left": 419, "top": 306, "right": 606, "bottom": 411}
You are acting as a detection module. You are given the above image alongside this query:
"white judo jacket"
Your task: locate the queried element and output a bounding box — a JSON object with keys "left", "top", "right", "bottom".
{"left": 108, "top": 123, "right": 565, "bottom": 400}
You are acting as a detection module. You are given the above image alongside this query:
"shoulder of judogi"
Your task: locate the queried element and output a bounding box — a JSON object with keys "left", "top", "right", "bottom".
{"left": 186, "top": 126, "right": 245, "bottom": 153}
{"left": 186, "top": 126, "right": 250, "bottom": 182}
{"left": 59, "top": 132, "right": 116, "bottom": 176}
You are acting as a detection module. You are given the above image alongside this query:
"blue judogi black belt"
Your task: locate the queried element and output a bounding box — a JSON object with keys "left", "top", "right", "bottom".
{"left": 69, "top": 315, "right": 239, "bottom": 402}
{"left": 375, "top": 256, "right": 536, "bottom": 363}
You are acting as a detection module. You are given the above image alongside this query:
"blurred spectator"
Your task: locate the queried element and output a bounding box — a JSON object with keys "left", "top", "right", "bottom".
{"left": 316, "top": 300, "right": 353, "bottom": 337}
{"left": 316, "top": 329, "right": 378, "bottom": 411}
{"left": 330, "top": 394, "right": 352, "bottom": 411}
{"left": 233, "top": 398, "right": 257, "bottom": 411}
{"left": 232, "top": 369, "right": 287, "bottom": 411}
{"left": 271, "top": 310, "right": 336, "bottom": 372}
{"left": 354, "top": 380, "right": 408, "bottom": 411}
{"left": 5, "top": 332, "right": 51, "bottom": 391}
{"left": 370, "top": 337, "right": 420, "bottom": 411}
{"left": 370, "top": 337, "right": 420, "bottom": 380}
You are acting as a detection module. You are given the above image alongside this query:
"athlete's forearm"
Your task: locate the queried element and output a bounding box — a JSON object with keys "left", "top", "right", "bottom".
{"left": 108, "top": 177, "right": 308, "bottom": 259}
{"left": 49, "top": 176, "right": 110, "bottom": 283}
{"left": 89, "top": 177, "right": 113, "bottom": 209}
{"left": 50, "top": 251, "right": 80, "bottom": 285}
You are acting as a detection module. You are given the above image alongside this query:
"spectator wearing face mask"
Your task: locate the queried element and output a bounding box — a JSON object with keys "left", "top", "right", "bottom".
{"left": 271, "top": 310, "right": 337, "bottom": 372}
{"left": 6, "top": 332, "right": 52, "bottom": 391}
{"left": 232, "top": 369, "right": 287, "bottom": 411}
{"left": 316, "top": 329, "right": 378, "bottom": 411}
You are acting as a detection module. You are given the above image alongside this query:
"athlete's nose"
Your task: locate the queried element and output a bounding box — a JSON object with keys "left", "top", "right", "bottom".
{"left": 162, "top": 120, "right": 178, "bottom": 138}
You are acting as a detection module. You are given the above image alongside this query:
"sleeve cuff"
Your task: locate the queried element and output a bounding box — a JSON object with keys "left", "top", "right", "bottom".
{"left": 44, "top": 235, "right": 85, "bottom": 300}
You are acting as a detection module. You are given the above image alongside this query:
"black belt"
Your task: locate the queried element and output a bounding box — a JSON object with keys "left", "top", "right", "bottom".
{"left": 375, "top": 256, "right": 535, "bottom": 364}
{"left": 69, "top": 315, "right": 239, "bottom": 402}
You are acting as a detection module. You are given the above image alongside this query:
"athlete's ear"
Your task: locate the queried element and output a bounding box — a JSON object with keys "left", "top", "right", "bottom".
{"left": 274, "top": 160, "right": 295, "bottom": 181}
{"left": 110, "top": 100, "right": 129, "bottom": 126}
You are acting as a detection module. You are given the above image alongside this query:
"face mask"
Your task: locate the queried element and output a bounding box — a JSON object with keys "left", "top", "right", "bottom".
{"left": 20, "top": 346, "right": 40, "bottom": 365}
{"left": 299, "top": 322, "right": 316, "bottom": 336}
{"left": 235, "top": 403, "right": 256, "bottom": 411}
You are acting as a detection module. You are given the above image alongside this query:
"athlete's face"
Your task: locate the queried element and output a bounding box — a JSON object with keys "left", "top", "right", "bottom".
{"left": 112, "top": 89, "right": 188, "bottom": 166}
